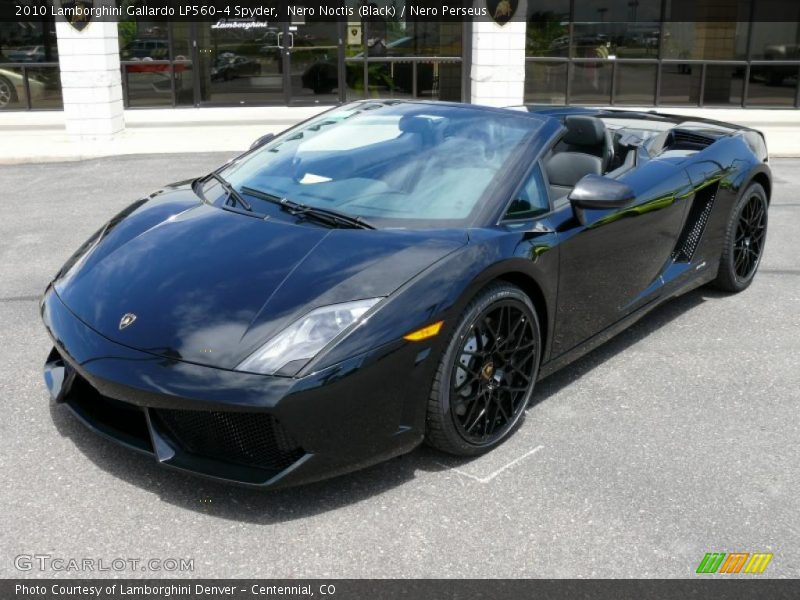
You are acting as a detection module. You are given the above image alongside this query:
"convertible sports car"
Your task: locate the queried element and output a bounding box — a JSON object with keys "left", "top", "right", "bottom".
{"left": 41, "top": 100, "right": 771, "bottom": 488}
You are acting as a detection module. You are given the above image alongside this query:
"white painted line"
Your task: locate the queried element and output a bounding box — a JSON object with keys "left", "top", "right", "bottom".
{"left": 438, "top": 445, "right": 545, "bottom": 484}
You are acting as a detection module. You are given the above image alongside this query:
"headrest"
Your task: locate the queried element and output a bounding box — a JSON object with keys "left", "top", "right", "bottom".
{"left": 563, "top": 115, "right": 606, "bottom": 146}
{"left": 398, "top": 114, "right": 436, "bottom": 137}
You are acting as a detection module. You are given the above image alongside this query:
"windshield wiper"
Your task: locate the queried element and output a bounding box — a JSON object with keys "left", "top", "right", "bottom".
{"left": 241, "top": 186, "right": 375, "bottom": 230}
{"left": 207, "top": 173, "right": 253, "bottom": 212}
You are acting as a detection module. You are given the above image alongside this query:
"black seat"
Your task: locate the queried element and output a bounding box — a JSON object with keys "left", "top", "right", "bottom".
{"left": 545, "top": 115, "right": 613, "bottom": 201}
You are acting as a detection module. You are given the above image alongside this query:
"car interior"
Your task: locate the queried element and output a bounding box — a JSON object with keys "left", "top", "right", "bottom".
{"left": 542, "top": 115, "right": 639, "bottom": 207}
{"left": 540, "top": 113, "right": 730, "bottom": 209}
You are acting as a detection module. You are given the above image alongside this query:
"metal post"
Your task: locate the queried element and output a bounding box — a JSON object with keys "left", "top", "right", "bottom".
{"left": 337, "top": 19, "right": 346, "bottom": 104}
{"left": 610, "top": 60, "right": 617, "bottom": 105}
{"left": 362, "top": 21, "right": 369, "bottom": 99}
{"left": 698, "top": 62, "right": 707, "bottom": 107}
{"left": 462, "top": 18, "right": 472, "bottom": 102}
{"left": 22, "top": 65, "right": 32, "bottom": 110}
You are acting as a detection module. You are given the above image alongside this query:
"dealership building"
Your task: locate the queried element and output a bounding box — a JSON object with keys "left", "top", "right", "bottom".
{"left": 1, "top": 0, "right": 799, "bottom": 139}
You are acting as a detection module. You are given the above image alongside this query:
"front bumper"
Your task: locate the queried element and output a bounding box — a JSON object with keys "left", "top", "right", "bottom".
{"left": 41, "top": 287, "right": 431, "bottom": 488}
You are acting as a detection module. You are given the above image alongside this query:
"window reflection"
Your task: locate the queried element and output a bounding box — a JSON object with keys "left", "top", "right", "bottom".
{"left": 524, "top": 61, "right": 567, "bottom": 104}
{"left": 659, "top": 63, "right": 702, "bottom": 105}
{"left": 0, "top": 66, "right": 27, "bottom": 110}
{"left": 570, "top": 61, "right": 612, "bottom": 104}
{"left": 748, "top": 65, "right": 798, "bottom": 106}
{"left": 615, "top": 63, "right": 656, "bottom": 104}
{"left": 526, "top": 0, "right": 570, "bottom": 57}
{"left": 0, "top": 19, "right": 59, "bottom": 63}
{"left": 0, "top": 18, "right": 60, "bottom": 109}
{"left": 703, "top": 64, "right": 744, "bottom": 106}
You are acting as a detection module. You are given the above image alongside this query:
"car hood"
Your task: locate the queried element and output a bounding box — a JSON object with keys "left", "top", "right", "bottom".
{"left": 54, "top": 188, "right": 467, "bottom": 370}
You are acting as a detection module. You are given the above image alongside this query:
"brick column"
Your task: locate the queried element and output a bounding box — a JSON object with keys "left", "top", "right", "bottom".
{"left": 55, "top": 1, "right": 124, "bottom": 140}
{"left": 470, "top": 2, "right": 527, "bottom": 107}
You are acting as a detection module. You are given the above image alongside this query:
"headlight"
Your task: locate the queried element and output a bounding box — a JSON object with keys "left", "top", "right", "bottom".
{"left": 236, "top": 298, "right": 382, "bottom": 376}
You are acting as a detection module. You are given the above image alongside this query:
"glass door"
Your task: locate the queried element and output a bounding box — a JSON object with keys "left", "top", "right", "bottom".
{"left": 285, "top": 19, "right": 343, "bottom": 104}
{"left": 195, "top": 20, "right": 286, "bottom": 105}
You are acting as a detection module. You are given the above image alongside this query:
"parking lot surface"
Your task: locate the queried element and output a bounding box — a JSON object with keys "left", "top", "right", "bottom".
{"left": 1, "top": 155, "right": 798, "bottom": 578}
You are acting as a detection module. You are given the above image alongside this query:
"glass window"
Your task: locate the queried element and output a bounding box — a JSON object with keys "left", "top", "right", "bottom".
{"left": 507, "top": 165, "right": 550, "bottom": 219}
{"left": 435, "top": 62, "right": 462, "bottom": 101}
{"left": 0, "top": 66, "right": 27, "bottom": 110}
{"left": 569, "top": 61, "right": 612, "bottom": 104}
{"left": 118, "top": 21, "right": 170, "bottom": 61}
{"left": 345, "top": 1, "right": 462, "bottom": 100}
{"left": 195, "top": 21, "right": 284, "bottom": 105}
{"left": 525, "top": 61, "right": 567, "bottom": 104}
{"left": 572, "top": 0, "right": 661, "bottom": 59}
{"left": 124, "top": 63, "right": 173, "bottom": 107}
{"left": 659, "top": 63, "right": 702, "bottom": 105}
{"left": 170, "top": 23, "right": 192, "bottom": 61}
{"left": 615, "top": 63, "right": 656, "bottom": 104}
{"left": 662, "top": 22, "right": 749, "bottom": 60}
{"left": 662, "top": 0, "right": 750, "bottom": 59}
{"left": 0, "top": 19, "right": 59, "bottom": 64}
{"left": 747, "top": 65, "right": 798, "bottom": 106}
{"left": 221, "top": 103, "right": 544, "bottom": 228}
{"left": 173, "top": 60, "right": 194, "bottom": 106}
{"left": 290, "top": 20, "right": 341, "bottom": 103}
{"left": 0, "top": 18, "right": 60, "bottom": 110}
{"left": 118, "top": 22, "right": 194, "bottom": 107}
{"left": 573, "top": 0, "right": 662, "bottom": 22}
{"left": 703, "top": 64, "right": 744, "bottom": 106}
{"left": 27, "top": 66, "right": 62, "bottom": 109}
{"left": 526, "top": 0, "right": 570, "bottom": 57}
{"left": 750, "top": 21, "right": 800, "bottom": 61}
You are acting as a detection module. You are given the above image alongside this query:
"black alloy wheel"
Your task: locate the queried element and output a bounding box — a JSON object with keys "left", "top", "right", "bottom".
{"left": 732, "top": 194, "right": 767, "bottom": 282}
{"left": 426, "top": 283, "right": 541, "bottom": 456}
{"left": 713, "top": 182, "right": 768, "bottom": 293}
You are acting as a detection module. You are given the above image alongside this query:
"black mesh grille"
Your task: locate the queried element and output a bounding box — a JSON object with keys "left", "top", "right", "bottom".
{"left": 155, "top": 409, "right": 304, "bottom": 473}
{"left": 672, "top": 183, "right": 719, "bottom": 262}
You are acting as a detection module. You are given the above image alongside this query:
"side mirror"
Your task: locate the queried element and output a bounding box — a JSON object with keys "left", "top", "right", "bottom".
{"left": 250, "top": 133, "right": 276, "bottom": 151}
{"left": 568, "top": 174, "right": 635, "bottom": 210}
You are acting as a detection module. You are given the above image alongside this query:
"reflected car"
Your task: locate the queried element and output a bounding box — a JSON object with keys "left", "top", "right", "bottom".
{"left": 303, "top": 36, "right": 436, "bottom": 95}
{"left": 120, "top": 39, "right": 170, "bottom": 61}
{"left": 755, "top": 44, "right": 800, "bottom": 86}
{"left": 0, "top": 68, "right": 47, "bottom": 108}
{"left": 42, "top": 101, "right": 771, "bottom": 488}
{"left": 211, "top": 54, "right": 262, "bottom": 81}
{"left": 6, "top": 45, "right": 50, "bottom": 62}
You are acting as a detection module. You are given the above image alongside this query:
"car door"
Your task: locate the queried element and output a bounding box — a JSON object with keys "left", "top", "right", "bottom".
{"left": 549, "top": 158, "right": 693, "bottom": 356}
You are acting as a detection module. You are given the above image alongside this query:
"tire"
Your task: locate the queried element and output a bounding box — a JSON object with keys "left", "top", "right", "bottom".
{"left": 0, "top": 75, "right": 18, "bottom": 109}
{"left": 711, "top": 182, "right": 768, "bottom": 293}
{"left": 425, "top": 283, "right": 542, "bottom": 456}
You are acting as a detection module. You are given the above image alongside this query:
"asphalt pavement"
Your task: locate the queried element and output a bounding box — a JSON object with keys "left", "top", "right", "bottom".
{"left": 0, "top": 154, "right": 798, "bottom": 578}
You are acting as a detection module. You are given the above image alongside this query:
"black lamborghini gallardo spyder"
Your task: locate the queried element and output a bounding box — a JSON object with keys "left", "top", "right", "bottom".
{"left": 42, "top": 101, "right": 770, "bottom": 487}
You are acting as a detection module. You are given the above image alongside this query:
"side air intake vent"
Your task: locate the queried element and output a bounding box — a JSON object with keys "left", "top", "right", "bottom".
{"left": 672, "top": 182, "right": 720, "bottom": 262}
{"left": 665, "top": 129, "right": 717, "bottom": 152}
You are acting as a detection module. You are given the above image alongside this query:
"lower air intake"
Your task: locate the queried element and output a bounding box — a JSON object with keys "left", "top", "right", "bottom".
{"left": 155, "top": 409, "right": 304, "bottom": 473}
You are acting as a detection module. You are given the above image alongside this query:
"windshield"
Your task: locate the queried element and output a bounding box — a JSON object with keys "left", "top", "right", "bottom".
{"left": 219, "top": 102, "right": 544, "bottom": 228}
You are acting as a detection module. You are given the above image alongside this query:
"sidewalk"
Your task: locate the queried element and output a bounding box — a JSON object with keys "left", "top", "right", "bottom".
{"left": 0, "top": 106, "right": 330, "bottom": 164}
{"left": 0, "top": 105, "right": 798, "bottom": 163}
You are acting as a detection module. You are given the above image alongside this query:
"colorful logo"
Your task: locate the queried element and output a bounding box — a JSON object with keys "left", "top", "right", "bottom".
{"left": 696, "top": 552, "right": 773, "bottom": 574}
